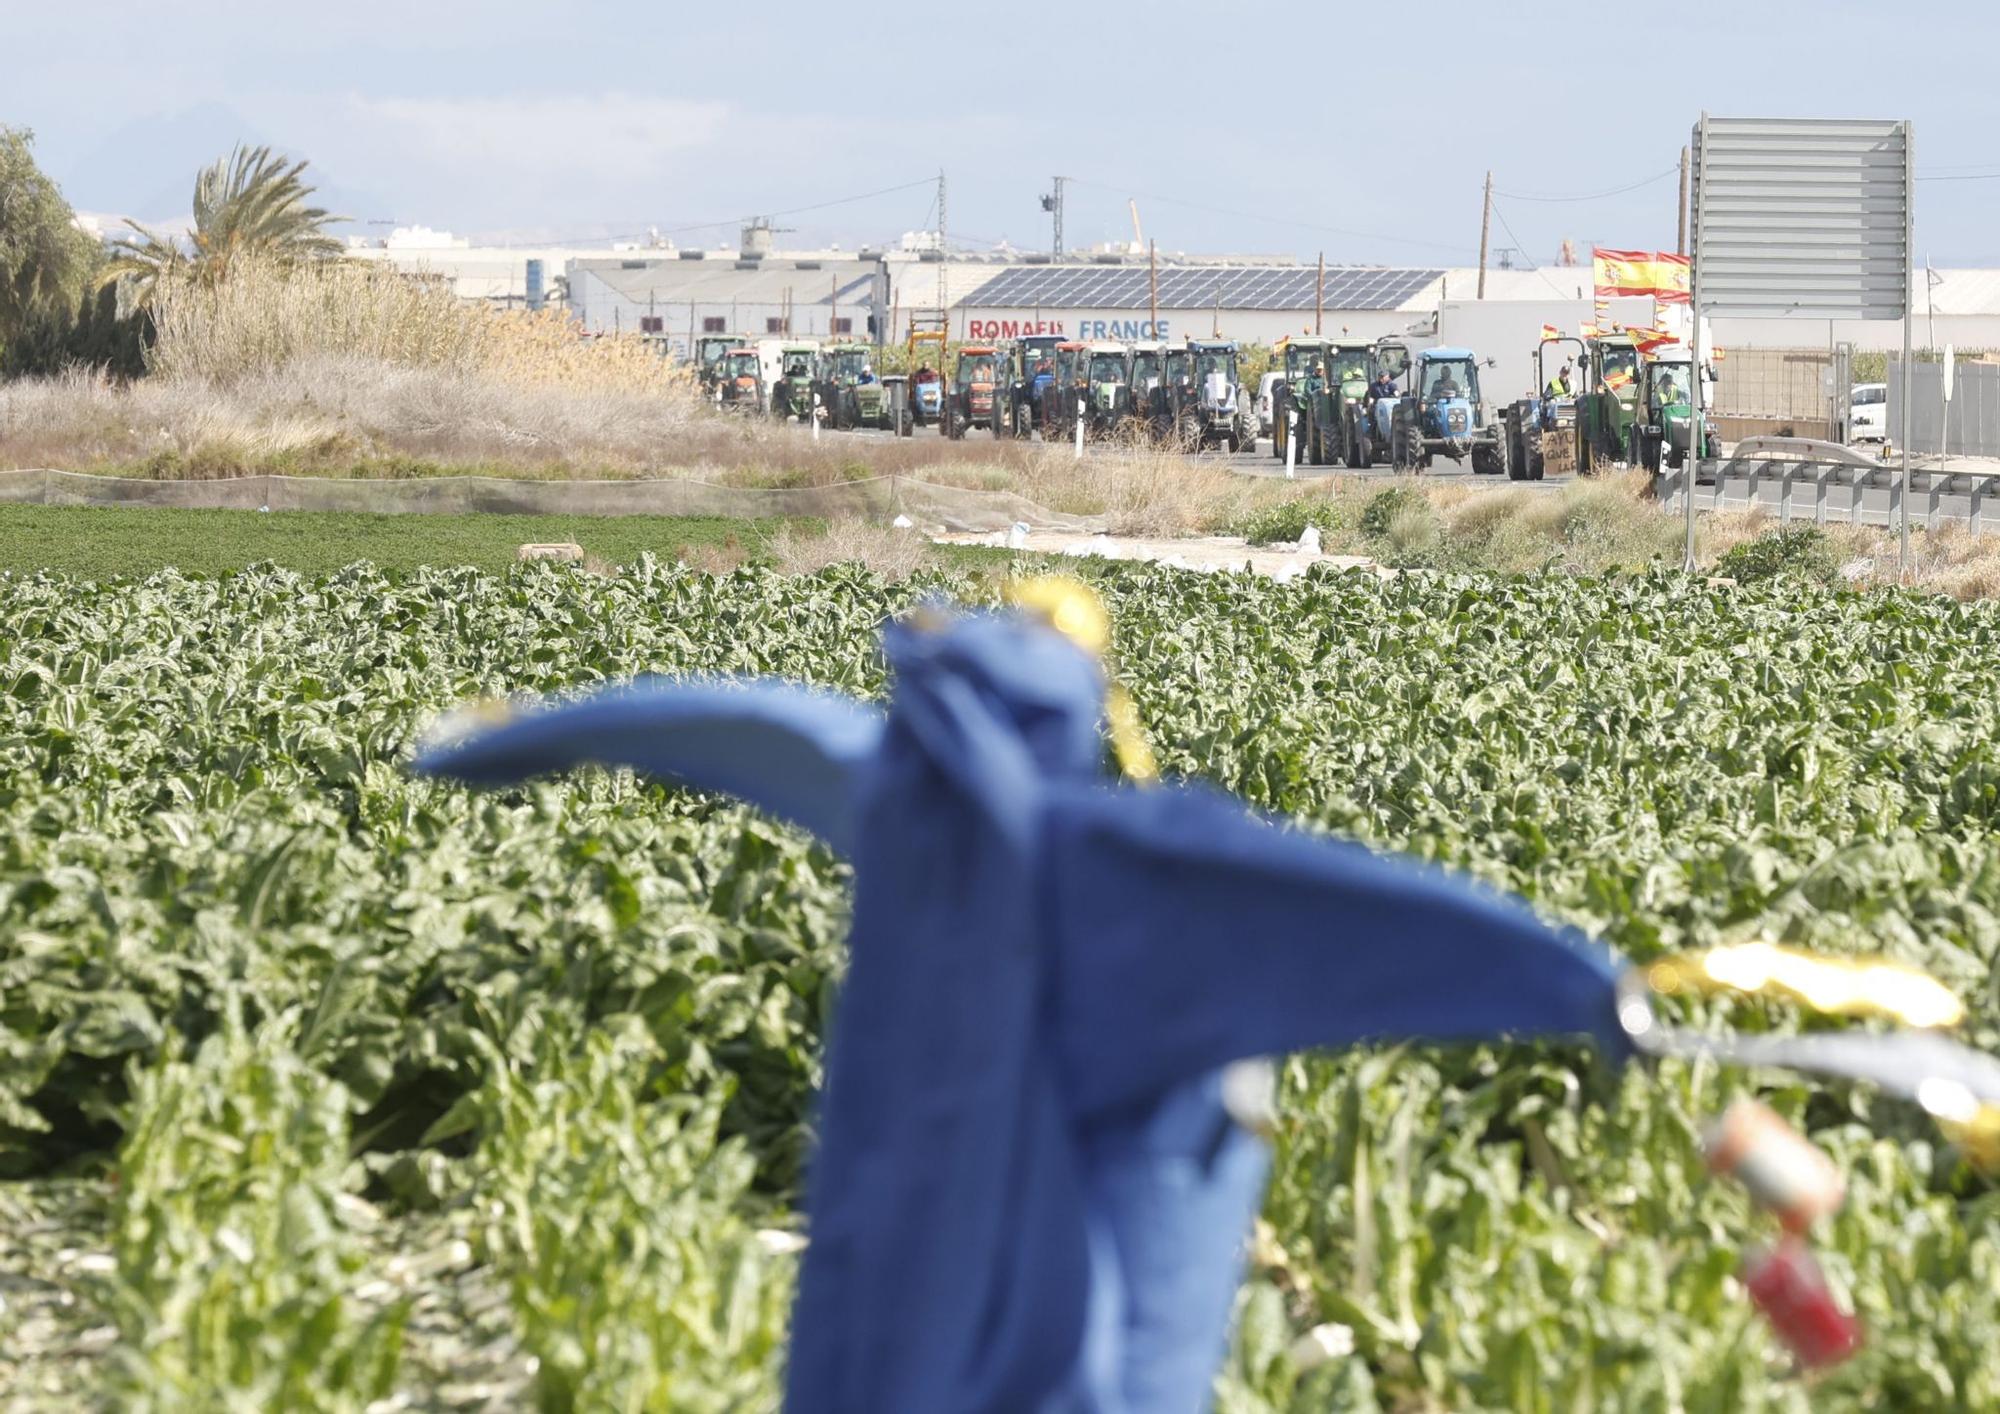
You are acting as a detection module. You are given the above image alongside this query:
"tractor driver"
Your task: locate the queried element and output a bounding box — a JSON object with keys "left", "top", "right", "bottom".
{"left": 1546, "top": 362, "right": 1573, "bottom": 398}
{"left": 1302, "top": 361, "right": 1328, "bottom": 397}
{"left": 858, "top": 364, "right": 877, "bottom": 384}
{"left": 1431, "top": 368, "right": 1462, "bottom": 400}
{"left": 1659, "top": 373, "right": 1683, "bottom": 405}
{"left": 1368, "top": 369, "right": 1398, "bottom": 403}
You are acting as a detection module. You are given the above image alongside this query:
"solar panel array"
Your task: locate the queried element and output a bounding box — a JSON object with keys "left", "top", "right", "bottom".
{"left": 962, "top": 265, "right": 1441, "bottom": 312}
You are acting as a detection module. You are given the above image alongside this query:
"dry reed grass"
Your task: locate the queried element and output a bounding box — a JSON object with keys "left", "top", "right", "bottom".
{"left": 767, "top": 520, "right": 935, "bottom": 579}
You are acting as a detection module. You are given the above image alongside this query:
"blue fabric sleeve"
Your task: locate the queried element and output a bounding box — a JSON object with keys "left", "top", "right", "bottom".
{"left": 411, "top": 679, "right": 884, "bottom": 855}
{"left": 1044, "top": 783, "right": 1629, "bottom": 1119}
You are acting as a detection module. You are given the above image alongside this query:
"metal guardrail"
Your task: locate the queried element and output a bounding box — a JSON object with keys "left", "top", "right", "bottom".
{"left": 1655, "top": 449, "right": 2000, "bottom": 534}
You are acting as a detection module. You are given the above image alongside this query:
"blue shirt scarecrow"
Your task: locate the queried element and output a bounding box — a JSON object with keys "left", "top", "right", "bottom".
{"left": 416, "top": 581, "right": 2000, "bottom": 1413}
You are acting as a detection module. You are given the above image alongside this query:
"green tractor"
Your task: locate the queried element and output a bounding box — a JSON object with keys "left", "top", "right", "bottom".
{"left": 694, "top": 333, "right": 745, "bottom": 397}
{"left": 1634, "top": 354, "right": 1721, "bottom": 471}
{"left": 1575, "top": 333, "right": 1643, "bottom": 474}
{"left": 1269, "top": 336, "right": 1330, "bottom": 464}
{"left": 1313, "top": 341, "right": 1378, "bottom": 467}
{"left": 817, "top": 343, "right": 895, "bottom": 430}
{"left": 768, "top": 343, "right": 822, "bottom": 423}
{"left": 1079, "top": 342, "right": 1133, "bottom": 438}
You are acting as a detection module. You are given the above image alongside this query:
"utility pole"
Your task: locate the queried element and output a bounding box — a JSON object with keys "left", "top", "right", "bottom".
{"left": 1041, "top": 176, "right": 1067, "bottom": 259}
{"left": 1477, "top": 171, "right": 1493, "bottom": 299}
{"left": 1314, "top": 251, "right": 1325, "bottom": 335}
{"left": 936, "top": 168, "right": 948, "bottom": 346}
{"left": 830, "top": 273, "right": 839, "bottom": 338}
{"left": 1148, "top": 240, "right": 1159, "bottom": 336}
{"left": 1676, "top": 146, "right": 1690, "bottom": 255}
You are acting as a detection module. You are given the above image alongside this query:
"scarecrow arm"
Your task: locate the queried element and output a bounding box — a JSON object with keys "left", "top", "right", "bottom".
{"left": 1046, "top": 783, "right": 1628, "bottom": 1118}
{"left": 412, "top": 680, "right": 883, "bottom": 855}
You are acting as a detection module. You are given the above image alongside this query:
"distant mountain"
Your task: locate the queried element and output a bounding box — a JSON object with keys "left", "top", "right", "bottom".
{"left": 52, "top": 100, "right": 390, "bottom": 230}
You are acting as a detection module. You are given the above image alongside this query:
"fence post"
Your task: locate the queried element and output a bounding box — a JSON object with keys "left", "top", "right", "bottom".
{"left": 1815, "top": 465, "right": 1826, "bottom": 526}
{"left": 1779, "top": 465, "right": 1791, "bottom": 527}
{"left": 1285, "top": 411, "right": 1298, "bottom": 480}
{"left": 1974, "top": 477, "right": 1984, "bottom": 538}
{"left": 1074, "top": 404, "right": 1085, "bottom": 460}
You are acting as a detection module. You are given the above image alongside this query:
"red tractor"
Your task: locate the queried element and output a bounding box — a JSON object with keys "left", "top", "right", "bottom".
{"left": 944, "top": 345, "right": 1018, "bottom": 440}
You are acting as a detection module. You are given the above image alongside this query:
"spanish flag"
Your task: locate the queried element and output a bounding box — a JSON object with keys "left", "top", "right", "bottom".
{"left": 1625, "top": 326, "right": 1679, "bottom": 355}
{"left": 1593, "top": 249, "right": 1692, "bottom": 304}
{"left": 1540, "top": 324, "right": 1562, "bottom": 342}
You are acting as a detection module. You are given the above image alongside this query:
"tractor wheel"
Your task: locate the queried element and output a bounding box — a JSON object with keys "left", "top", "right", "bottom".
{"left": 1016, "top": 403, "right": 1035, "bottom": 440}
{"left": 1506, "top": 420, "right": 1528, "bottom": 481}
{"left": 1389, "top": 418, "right": 1409, "bottom": 472}
{"left": 1351, "top": 416, "right": 1373, "bottom": 469}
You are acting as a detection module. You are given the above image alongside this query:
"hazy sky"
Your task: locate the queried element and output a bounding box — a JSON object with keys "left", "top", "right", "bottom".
{"left": 12, "top": 0, "right": 2000, "bottom": 266}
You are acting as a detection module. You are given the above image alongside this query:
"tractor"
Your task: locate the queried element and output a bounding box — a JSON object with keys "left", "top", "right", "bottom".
{"left": 1079, "top": 343, "right": 1133, "bottom": 438}
{"left": 944, "top": 345, "right": 1018, "bottom": 440}
{"left": 693, "top": 333, "right": 743, "bottom": 396}
{"left": 1040, "top": 341, "right": 1090, "bottom": 438}
{"left": 1012, "top": 334, "right": 1069, "bottom": 437}
{"left": 817, "top": 343, "right": 895, "bottom": 430}
{"left": 767, "top": 343, "right": 822, "bottom": 423}
{"left": 715, "top": 346, "right": 765, "bottom": 413}
{"left": 1574, "top": 333, "right": 1643, "bottom": 474}
{"left": 1160, "top": 340, "right": 1257, "bottom": 452}
{"left": 1501, "top": 334, "right": 1587, "bottom": 481}
{"left": 1633, "top": 354, "right": 1720, "bottom": 471}
{"left": 1268, "top": 336, "right": 1332, "bottom": 464}
{"left": 1299, "top": 341, "right": 1377, "bottom": 467}
{"left": 1367, "top": 345, "right": 1507, "bottom": 475}
{"left": 1125, "top": 341, "right": 1167, "bottom": 438}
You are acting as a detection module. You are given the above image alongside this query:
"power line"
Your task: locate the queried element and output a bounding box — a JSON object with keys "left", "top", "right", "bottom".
{"left": 1493, "top": 168, "right": 1678, "bottom": 203}
{"left": 1485, "top": 198, "right": 1584, "bottom": 299}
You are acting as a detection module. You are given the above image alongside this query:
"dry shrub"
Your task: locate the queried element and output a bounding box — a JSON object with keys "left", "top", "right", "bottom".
{"left": 767, "top": 520, "right": 932, "bottom": 580}
{"left": 678, "top": 538, "right": 749, "bottom": 575}
{"left": 147, "top": 254, "right": 692, "bottom": 400}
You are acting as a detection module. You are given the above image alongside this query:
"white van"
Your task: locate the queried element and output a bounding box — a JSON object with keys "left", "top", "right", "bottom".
{"left": 1850, "top": 383, "right": 1887, "bottom": 443}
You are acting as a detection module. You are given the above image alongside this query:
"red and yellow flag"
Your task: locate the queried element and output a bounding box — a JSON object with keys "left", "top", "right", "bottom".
{"left": 1625, "top": 326, "right": 1679, "bottom": 355}
{"left": 1540, "top": 324, "right": 1562, "bottom": 342}
{"left": 1593, "top": 248, "right": 1691, "bottom": 304}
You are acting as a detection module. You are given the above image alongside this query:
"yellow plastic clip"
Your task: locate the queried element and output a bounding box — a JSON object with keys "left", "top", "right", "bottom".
{"left": 1005, "top": 576, "right": 1156, "bottom": 784}
{"left": 1645, "top": 942, "right": 1965, "bottom": 1030}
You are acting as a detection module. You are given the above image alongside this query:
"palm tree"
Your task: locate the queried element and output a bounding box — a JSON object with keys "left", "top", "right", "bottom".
{"left": 100, "top": 144, "right": 346, "bottom": 306}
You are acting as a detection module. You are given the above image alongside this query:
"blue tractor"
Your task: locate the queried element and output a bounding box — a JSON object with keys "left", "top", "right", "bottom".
{"left": 1365, "top": 344, "right": 1508, "bottom": 475}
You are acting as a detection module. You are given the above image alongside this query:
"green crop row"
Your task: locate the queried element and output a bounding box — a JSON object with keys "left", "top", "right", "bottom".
{"left": 4, "top": 557, "right": 2000, "bottom": 1409}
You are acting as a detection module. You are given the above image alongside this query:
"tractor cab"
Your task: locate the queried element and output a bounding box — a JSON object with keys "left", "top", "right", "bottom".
{"left": 1635, "top": 354, "right": 1719, "bottom": 470}
{"left": 1128, "top": 341, "right": 1166, "bottom": 400}
{"left": 1043, "top": 341, "right": 1090, "bottom": 433}
{"left": 1574, "top": 333, "right": 1642, "bottom": 472}
{"left": 946, "top": 345, "right": 1017, "bottom": 439}
{"left": 1179, "top": 339, "right": 1254, "bottom": 451}
{"left": 1269, "top": 336, "right": 1331, "bottom": 462}
{"left": 769, "top": 343, "right": 823, "bottom": 421}
{"left": 1079, "top": 342, "right": 1131, "bottom": 431}
{"left": 1373, "top": 345, "right": 1506, "bottom": 474}
{"left": 821, "top": 343, "right": 875, "bottom": 387}
{"left": 694, "top": 333, "right": 742, "bottom": 390}
{"left": 718, "top": 348, "right": 763, "bottom": 410}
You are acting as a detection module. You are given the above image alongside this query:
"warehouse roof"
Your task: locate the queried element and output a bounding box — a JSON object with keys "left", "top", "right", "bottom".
{"left": 961, "top": 264, "right": 1441, "bottom": 312}
{"left": 571, "top": 256, "right": 879, "bottom": 306}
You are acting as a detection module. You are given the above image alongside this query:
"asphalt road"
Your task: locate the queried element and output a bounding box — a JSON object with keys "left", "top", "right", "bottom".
{"left": 837, "top": 421, "right": 1568, "bottom": 489}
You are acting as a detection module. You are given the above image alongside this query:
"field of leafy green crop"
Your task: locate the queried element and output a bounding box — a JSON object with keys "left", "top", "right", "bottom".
{"left": 5, "top": 557, "right": 2000, "bottom": 1411}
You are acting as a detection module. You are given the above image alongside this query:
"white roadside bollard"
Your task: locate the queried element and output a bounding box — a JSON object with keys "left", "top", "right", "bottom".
{"left": 1285, "top": 410, "right": 1299, "bottom": 480}
{"left": 811, "top": 393, "right": 822, "bottom": 441}
{"left": 1007, "top": 521, "right": 1029, "bottom": 550}
{"left": 1074, "top": 404, "right": 1086, "bottom": 460}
